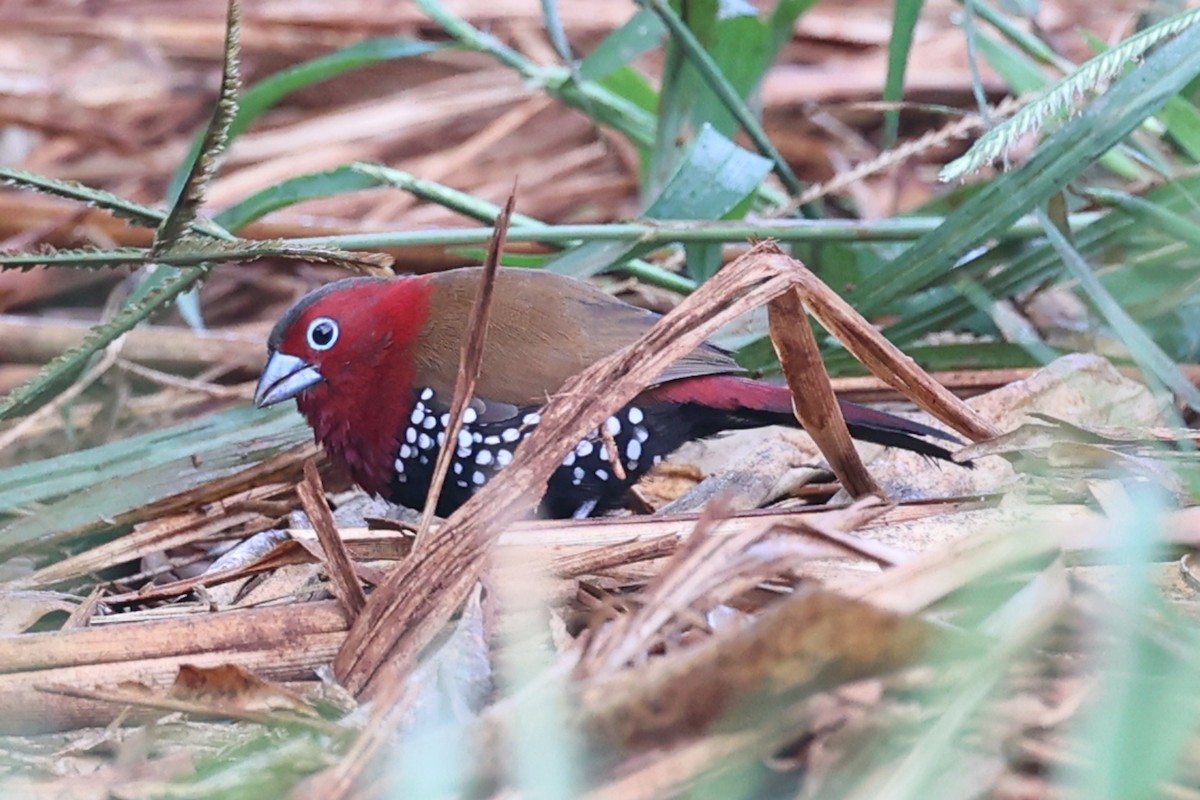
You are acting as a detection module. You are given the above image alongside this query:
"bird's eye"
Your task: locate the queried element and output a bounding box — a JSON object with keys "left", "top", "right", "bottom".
{"left": 306, "top": 317, "right": 339, "bottom": 351}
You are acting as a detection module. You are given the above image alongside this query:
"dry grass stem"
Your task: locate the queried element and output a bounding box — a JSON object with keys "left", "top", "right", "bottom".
{"left": 795, "top": 269, "right": 1000, "bottom": 443}
{"left": 412, "top": 191, "right": 514, "bottom": 550}
{"left": 769, "top": 286, "right": 881, "bottom": 497}
{"left": 296, "top": 460, "right": 366, "bottom": 619}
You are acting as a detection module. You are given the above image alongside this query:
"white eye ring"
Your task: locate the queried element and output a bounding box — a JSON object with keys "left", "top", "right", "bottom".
{"left": 306, "top": 317, "right": 339, "bottom": 351}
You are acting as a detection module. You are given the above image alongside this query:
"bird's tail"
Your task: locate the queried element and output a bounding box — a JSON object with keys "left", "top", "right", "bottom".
{"left": 649, "top": 375, "right": 965, "bottom": 463}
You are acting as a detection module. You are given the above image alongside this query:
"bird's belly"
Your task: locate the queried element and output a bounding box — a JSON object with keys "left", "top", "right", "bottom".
{"left": 385, "top": 388, "right": 668, "bottom": 519}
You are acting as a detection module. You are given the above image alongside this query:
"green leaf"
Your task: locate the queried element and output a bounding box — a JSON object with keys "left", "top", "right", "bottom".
{"left": 1155, "top": 95, "right": 1200, "bottom": 162}
{"left": 644, "top": 0, "right": 803, "bottom": 196}
{"left": 646, "top": 124, "right": 773, "bottom": 219}
{"left": 650, "top": 0, "right": 714, "bottom": 194}
{"left": 595, "top": 66, "right": 660, "bottom": 114}
{"left": 692, "top": 10, "right": 771, "bottom": 138}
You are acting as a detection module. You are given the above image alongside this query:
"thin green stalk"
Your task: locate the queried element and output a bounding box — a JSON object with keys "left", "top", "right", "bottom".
{"left": 350, "top": 163, "right": 697, "bottom": 293}
{"left": 285, "top": 212, "right": 1104, "bottom": 250}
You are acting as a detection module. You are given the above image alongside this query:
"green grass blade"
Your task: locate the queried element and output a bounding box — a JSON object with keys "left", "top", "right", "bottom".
{"left": 852, "top": 21, "right": 1200, "bottom": 316}
{"left": 766, "top": 0, "right": 819, "bottom": 59}
{"left": 642, "top": 0, "right": 804, "bottom": 196}
{"left": 0, "top": 266, "right": 208, "bottom": 421}
{"left": 0, "top": 405, "right": 308, "bottom": 556}
{"left": 944, "top": 6, "right": 1200, "bottom": 180}
{"left": 166, "top": 37, "right": 443, "bottom": 205}
{"left": 579, "top": 9, "right": 666, "bottom": 81}
{"left": 1038, "top": 208, "right": 1200, "bottom": 411}
{"left": 882, "top": 0, "right": 924, "bottom": 146}
{"left": 214, "top": 166, "right": 382, "bottom": 231}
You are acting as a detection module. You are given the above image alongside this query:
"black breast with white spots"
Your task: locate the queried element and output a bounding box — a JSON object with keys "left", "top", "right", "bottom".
{"left": 387, "top": 387, "right": 683, "bottom": 519}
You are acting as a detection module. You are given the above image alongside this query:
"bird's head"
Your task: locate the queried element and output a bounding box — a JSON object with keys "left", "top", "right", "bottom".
{"left": 254, "top": 275, "right": 434, "bottom": 495}
{"left": 255, "top": 275, "right": 431, "bottom": 410}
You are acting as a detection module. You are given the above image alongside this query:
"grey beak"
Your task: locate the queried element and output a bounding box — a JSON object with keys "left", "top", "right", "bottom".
{"left": 255, "top": 352, "right": 324, "bottom": 408}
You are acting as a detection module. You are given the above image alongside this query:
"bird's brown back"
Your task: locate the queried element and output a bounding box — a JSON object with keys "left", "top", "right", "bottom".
{"left": 412, "top": 267, "right": 740, "bottom": 405}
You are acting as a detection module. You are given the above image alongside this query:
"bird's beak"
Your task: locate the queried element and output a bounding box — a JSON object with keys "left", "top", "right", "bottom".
{"left": 255, "top": 352, "right": 324, "bottom": 408}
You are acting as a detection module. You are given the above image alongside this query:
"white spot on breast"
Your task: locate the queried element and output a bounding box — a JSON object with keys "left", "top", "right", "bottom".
{"left": 562, "top": 451, "right": 576, "bottom": 466}
{"left": 458, "top": 430, "right": 473, "bottom": 450}
{"left": 462, "top": 407, "right": 478, "bottom": 425}
{"left": 596, "top": 469, "right": 609, "bottom": 481}
{"left": 410, "top": 407, "right": 425, "bottom": 425}
{"left": 456, "top": 479, "right": 468, "bottom": 488}
{"left": 406, "top": 428, "right": 417, "bottom": 444}
{"left": 626, "top": 439, "right": 642, "bottom": 462}
{"left": 523, "top": 412, "right": 541, "bottom": 426}
{"left": 575, "top": 440, "right": 593, "bottom": 458}
{"left": 502, "top": 427, "right": 520, "bottom": 443}
{"left": 399, "top": 444, "right": 412, "bottom": 459}
{"left": 634, "top": 426, "right": 649, "bottom": 443}
{"left": 418, "top": 433, "right": 433, "bottom": 450}
{"left": 423, "top": 415, "right": 437, "bottom": 430}
{"left": 484, "top": 435, "right": 500, "bottom": 445}
{"left": 440, "top": 413, "right": 450, "bottom": 427}
{"left": 436, "top": 432, "right": 446, "bottom": 446}
{"left": 394, "top": 458, "right": 405, "bottom": 473}
{"left": 572, "top": 466, "right": 585, "bottom": 485}
{"left": 598, "top": 446, "right": 609, "bottom": 461}
{"left": 453, "top": 462, "right": 463, "bottom": 474}
{"left": 627, "top": 407, "right": 644, "bottom": 424}
{"left": 605, "top": 416, "right": 620, "bottom": 435}
{"left": 496, "top": 449, "right": 513, "bottom": 467}
{"left": 652, "top": 454, "right": 663, "bottom": 464}
{"left": 472, "top": 470, "right": 487, "bottom": 486}
{"left": 420, "top": 388, "right": 434, "bottom": 401}
{"left": 475, "top": 450, "right": 493, "bottom": 466}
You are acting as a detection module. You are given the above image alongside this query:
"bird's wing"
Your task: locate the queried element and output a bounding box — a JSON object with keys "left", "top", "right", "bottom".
{"left": 415, "top": 268, "right": 744, "bottom": 405}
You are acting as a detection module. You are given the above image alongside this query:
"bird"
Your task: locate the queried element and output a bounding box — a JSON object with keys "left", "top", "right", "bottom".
{"left": 255, "top": 267, "right": 963, "bottom": 519}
